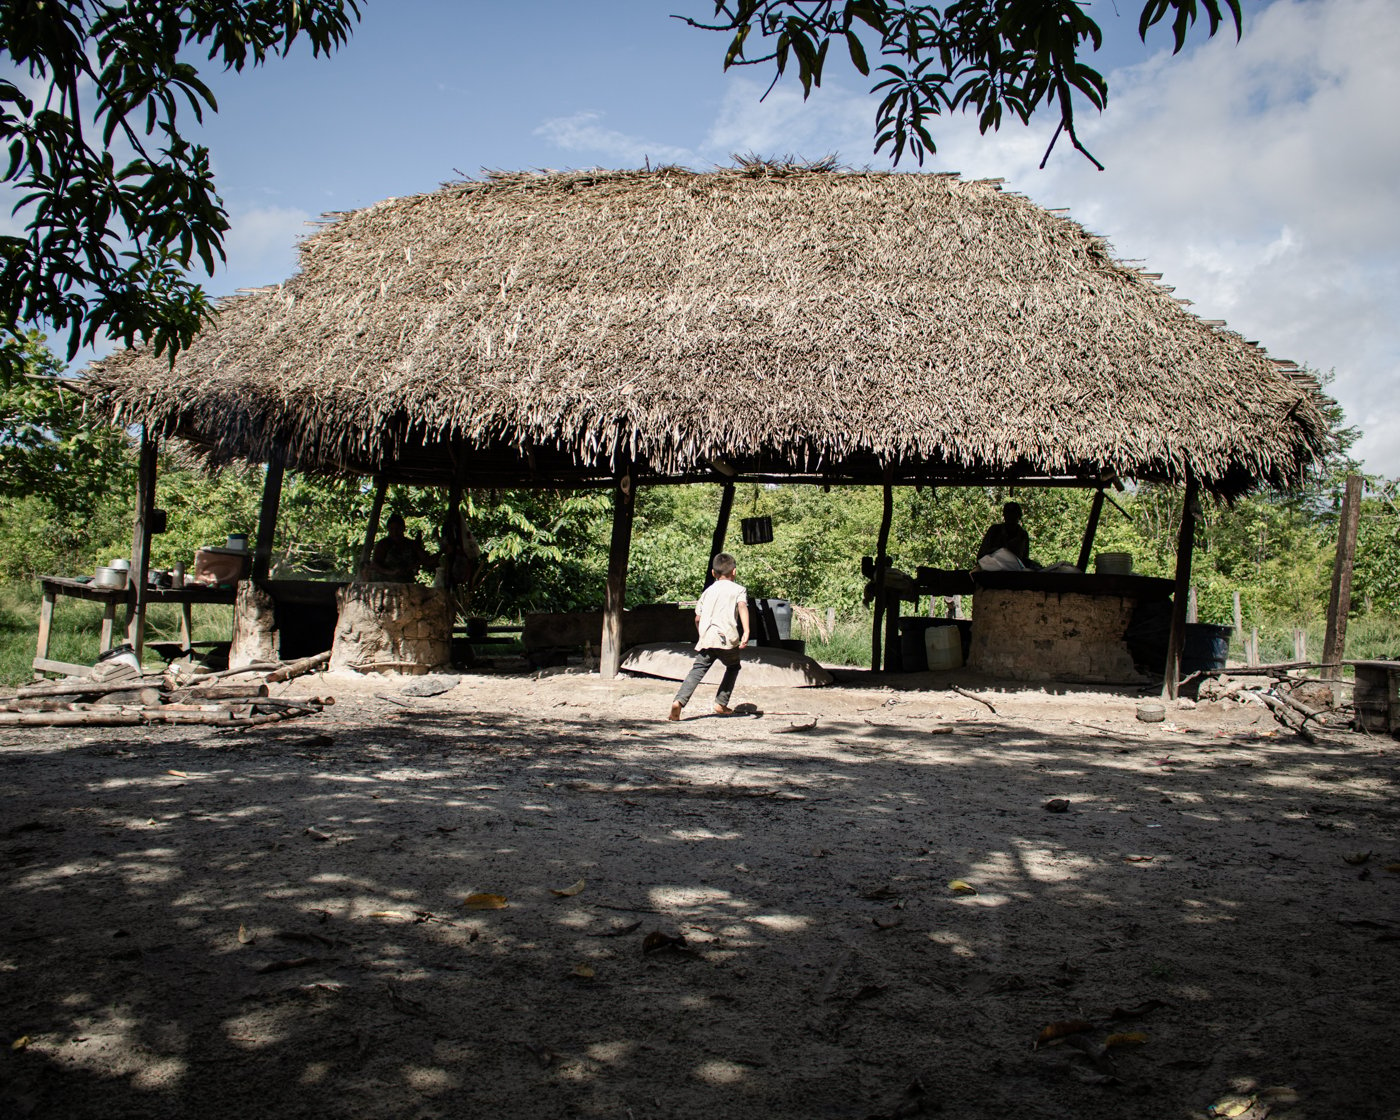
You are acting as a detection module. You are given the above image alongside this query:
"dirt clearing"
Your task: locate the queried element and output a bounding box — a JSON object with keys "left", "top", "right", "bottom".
{"left": 2, "top": 669, "right": 1397, "bottom": 1119}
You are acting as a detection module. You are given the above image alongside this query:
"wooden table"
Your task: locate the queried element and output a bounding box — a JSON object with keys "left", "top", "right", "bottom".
{"left": 34, "top": 576, "right": 237, "bottom": 676}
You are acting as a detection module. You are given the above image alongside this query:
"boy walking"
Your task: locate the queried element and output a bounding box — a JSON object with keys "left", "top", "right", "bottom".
{"left": 668, "top": 553, "right": 751, "bottom": 720}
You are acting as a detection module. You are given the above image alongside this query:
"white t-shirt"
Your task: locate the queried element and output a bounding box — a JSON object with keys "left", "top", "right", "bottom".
{"left": 695, "top": 579, "right": 746, "bottom": 651}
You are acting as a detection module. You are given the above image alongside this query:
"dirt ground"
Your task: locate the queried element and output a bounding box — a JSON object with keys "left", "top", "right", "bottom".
{"left": 1, "top": 664, "right": 1397, "bottom": 1120}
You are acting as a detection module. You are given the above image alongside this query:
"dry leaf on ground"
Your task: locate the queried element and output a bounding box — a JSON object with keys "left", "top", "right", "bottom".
{"left": 463, "top": 893, "right": 508, "bottom": 910}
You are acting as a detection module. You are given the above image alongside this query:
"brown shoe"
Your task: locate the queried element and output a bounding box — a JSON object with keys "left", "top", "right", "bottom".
{"left": 668, "top": 701, "right": 683, "bottom": 721}
{"left": 713, "top": 704, "right": 734, "bottom": 716}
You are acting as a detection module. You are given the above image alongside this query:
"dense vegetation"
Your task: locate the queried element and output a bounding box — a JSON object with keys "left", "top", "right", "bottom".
{"left": 2, "top": 338, "right": 1397, "bottom": 671}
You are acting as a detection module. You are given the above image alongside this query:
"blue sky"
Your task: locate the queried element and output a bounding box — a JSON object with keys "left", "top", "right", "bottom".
{"left": 25, "top": 1, "right": 1400, "bottom": 476}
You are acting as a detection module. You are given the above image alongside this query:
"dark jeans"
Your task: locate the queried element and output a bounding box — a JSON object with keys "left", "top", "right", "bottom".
{"left": 674, "top": 647, "right": 742, "bottom": 708}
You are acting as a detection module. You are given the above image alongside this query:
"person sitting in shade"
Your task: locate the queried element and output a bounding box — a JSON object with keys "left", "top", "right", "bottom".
{"left": 368, "top": 513, "right": 434, "bottom": 582}
{"left": 977, "top": 501, "right": 1033, "bottom": 567}
{"left": 669, "top": 553, "right": 751, "bottom": 721}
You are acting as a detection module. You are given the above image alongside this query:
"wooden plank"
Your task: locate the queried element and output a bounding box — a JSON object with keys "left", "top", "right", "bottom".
{"left": 125, "top": 429, "right": 159, "bottom": 659}
{"left": 1075, "top": 488, "right": 1106, "bottom": 572}
{"left": 599, "top": 470, "right": 636, "bottom": 679}
{"left": 99, "top": 599, "right": 116, "bottom": 653}
{"left": 32, "top": 657, "right": 93, "bottom": 677}
{"left": 34, "top": 588, "right": 55, "bottom": 667}
{"left": 703, "top": 482, "right": 736, "bottom": 591}
{"left": 1322, "top": 473, "right": 1363, "bottom": 674}
{"left": 871, "top": 469, "right": 894, "bottom": 671}
{"left": 1161, "top": 478, "right": 1199, "bottom": 700}
{"left": 252, "top": 440, "right": 288, "bottom": 583}
{"left": 179, "top": 602, "right": 193, "bottom": 653}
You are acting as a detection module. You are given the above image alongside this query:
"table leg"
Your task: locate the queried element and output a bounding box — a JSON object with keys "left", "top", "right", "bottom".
{"left": 181, "top": 603, "right": 194, "bottom": 653}
{"left": 100, "top": 601, "right": 116, "bottom": 653}
{"left": 34, "top": 589, "right": 56, "bottom": 667}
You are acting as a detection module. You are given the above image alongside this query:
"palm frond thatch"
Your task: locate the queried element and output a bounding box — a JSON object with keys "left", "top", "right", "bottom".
{"left": 84, "top": 164, "right": 1334, "bottom": 497}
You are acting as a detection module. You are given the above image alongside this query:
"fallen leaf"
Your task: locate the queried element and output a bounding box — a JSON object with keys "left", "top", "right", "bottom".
{"left": 1105, "top": 1031, "right": 1148, "bottom": 1048}
{"left": 1384, "top": 863, "right": 1400, "bottom": 874}
{"left": 11, "top": 1035, "right": 29, "bottom": 1050}
{"left": 1207, "top": 1094, "right": 1257, "bottom": 1118}
{"left": 775, "top": 718, "right": 817, "bottom": 733}
{"left": 463, "top": 893, "right": 508, "bottom": 910}
{"left": 1123, "top": 855, "right": 1155, "bottom": 863}
{"left": 550, "top": 879, "right": 586, "bottom": 897}
{"left": 237, "top": 924, "right": 254, "bottom": 944}
{"left": 1343, "top": 851, "right": 1372, "bottom": 865}
{"left": 166, "top": 770, "right": 187, "bottom": 778}
{"left": 570, "top": 963, "right": 596, "bottom": 980}
{"left": 948, "top": 879, "right": 978, "bottom": 895}
{"left": 304, "top": 827, "right": 331, "bottom": 842}
{"left": 1035, "top": 1019, "right": 1095, "bottom": 1047}
{"left": 368, "top": 910, "right": 412, "bottom": 921}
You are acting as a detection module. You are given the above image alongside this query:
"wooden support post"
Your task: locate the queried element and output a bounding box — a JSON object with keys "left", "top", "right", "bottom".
{"left": 1161, "top": 478, "right": 1199, "bottom": 700}
{"left": 599, "top": 469, "right": 636, "bottom": 680}
{"left": 252, "top": 441, "right": 287, "bottom": 583}
{"left": 1232, "top": 591, "right": 1243, "bottom": 636}
{"left": 1076, "top": 488, "right": 1107, "bottom": 572}
{"left": 34, "top": 586, "right": 55, "bottom": 667}
{"left": 125, "top": 429, "right": 159, "bottom": 659}
{"left": 1248, "top": 626, "right": 1259, "bottom": 667}
{"left": 1186, "top": 585, "right": 1198, "bottom": 624}
{"left": 1294, "top": 628, "right": 1307, "bottom": 662}
{"left": 358, "top": 474, "right": 389, "bottom": 576}
{"left": 1322, "top": 473, "right": 1363, "bottom": 676}
{"left": 703, "top": 482, "right": 736, "bottom": 590}
{"left": 871, "top": 469, "right": 894, "bottom": 671}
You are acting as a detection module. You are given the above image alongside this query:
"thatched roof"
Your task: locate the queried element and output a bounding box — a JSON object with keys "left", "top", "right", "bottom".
{"left": 86, "top": 163, "right": 1333, "bottom": 496}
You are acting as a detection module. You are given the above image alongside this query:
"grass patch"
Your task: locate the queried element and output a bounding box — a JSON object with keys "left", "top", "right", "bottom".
{"left": 0, "top": 581, "right": 236, "bottom": 687}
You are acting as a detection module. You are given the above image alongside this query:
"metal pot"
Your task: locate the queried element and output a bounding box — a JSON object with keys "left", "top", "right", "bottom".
{"left": 93, "top": 566, "right": 128, "bottom": 590}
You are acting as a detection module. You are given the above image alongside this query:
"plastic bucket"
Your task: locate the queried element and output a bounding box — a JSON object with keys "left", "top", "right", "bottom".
{"left": 925, "top": 624, "right": 964, "bottom": 670}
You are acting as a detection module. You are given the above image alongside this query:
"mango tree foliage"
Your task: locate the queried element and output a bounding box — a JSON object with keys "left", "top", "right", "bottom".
{"left": 681, "top": 0, "right": 1242, "bottom": 166}
{"left": 0, "top": 0, "right": 363, "bottom": 383}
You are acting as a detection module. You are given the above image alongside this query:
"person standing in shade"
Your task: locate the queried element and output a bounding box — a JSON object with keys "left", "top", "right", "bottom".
{"left": 669, "top": 553, "right": 751, "bottom": 720}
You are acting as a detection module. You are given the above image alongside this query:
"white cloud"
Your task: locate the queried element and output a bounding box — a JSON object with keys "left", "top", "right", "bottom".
{"left": 534, "top": 111, "right": 694, "bottom": 167}
{"left": 215, "top": 205, "right": 314, "bottom": 291}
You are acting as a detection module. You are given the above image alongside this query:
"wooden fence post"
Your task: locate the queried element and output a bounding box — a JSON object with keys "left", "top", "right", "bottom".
{"left": 1322, "top": 473, "right": 1363, "bottom": 676}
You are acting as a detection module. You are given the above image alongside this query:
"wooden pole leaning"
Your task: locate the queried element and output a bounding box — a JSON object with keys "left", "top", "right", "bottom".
{"left": 252, "top": 440, "right": 288, "bottom": 583}
{"left": 1076, "top": 487, "right": 1107, "bottom": 573}
{"left": 703, "top": 482, "right": 736, "bottom": 591}
{"left": 1322, "top": 473, "right": 1363, "bottom": 676}
{"left": 600, "top": 467, "right": 636, "bottom": 680}
{"left": 358, "top": 474, "right": 389, "bottom": 576}
{"left": 1161, "top": 477, "right": 1200, "bottom": 701}
{"left": 125, "top": 428, "right": 159, "bottom": 658}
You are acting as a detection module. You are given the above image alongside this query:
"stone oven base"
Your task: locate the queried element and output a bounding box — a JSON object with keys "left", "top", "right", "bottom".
{"left": 967, "top": 588, "right": 1146, "bottom": 683}
{"left": 330, "top": 582, "right": 451, "bottom": 674}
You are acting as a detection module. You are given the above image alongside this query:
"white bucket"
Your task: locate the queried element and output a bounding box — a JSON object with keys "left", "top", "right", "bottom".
{"left": 925, "top": 624, "right": 963, "bottom": 670}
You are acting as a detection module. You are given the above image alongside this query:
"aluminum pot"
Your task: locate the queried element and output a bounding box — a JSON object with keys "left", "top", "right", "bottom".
{"left": 93, "top": 566, "right": 128, "bottom": 590}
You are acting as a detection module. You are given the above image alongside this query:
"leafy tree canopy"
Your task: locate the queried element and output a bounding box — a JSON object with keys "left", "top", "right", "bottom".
{"left": 680, "top": 0, "right": 1242, "bottom": 166}
{"left": 0, "top": 0, "right": 363, "bottom": 384}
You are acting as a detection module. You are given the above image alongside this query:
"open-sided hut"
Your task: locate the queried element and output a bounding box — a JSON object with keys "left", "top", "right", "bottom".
{"left": 84, "top": 163, "right": 1334, "bottom": 689}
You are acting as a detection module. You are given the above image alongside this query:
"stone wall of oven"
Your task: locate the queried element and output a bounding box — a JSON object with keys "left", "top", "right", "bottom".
{"left": 329, "top": 582, "right": 451, "bottom": 674}
{"left": 967, "top": 589, "right": 1144, "bottom": 683}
